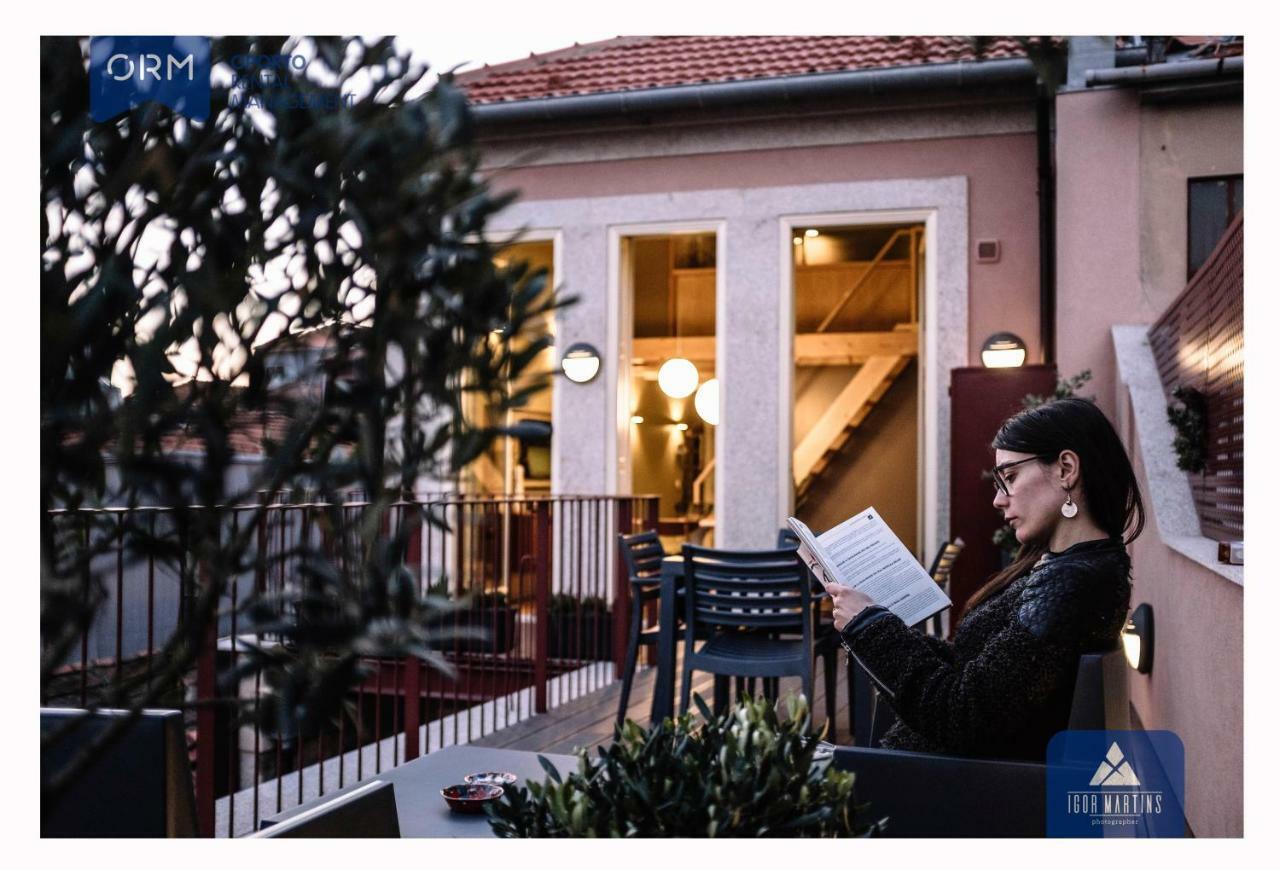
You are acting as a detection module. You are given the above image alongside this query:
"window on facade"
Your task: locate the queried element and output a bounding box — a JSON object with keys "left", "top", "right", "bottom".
{"left": 1188, "top": 175, "right": 1243, "bottom": 280}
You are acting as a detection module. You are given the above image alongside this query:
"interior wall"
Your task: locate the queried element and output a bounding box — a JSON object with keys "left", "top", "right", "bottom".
{"left": 632, "top": 237, "right": 671, "bottom": 337}
{"left": 797, "top": 360, "right": 919, "bottom": 555}
{"left": 629, "top": 377, "right": 696, "bottom": 517}
{"left": 792, "top": 365, "right": 857, "bottom": 445}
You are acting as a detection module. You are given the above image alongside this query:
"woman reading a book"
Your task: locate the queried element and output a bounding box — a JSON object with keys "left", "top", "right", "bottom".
{"left": 824, "top": 397, "right": 1144, "bottom": 761}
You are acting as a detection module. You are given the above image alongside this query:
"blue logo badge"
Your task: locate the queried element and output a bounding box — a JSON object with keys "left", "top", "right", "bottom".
{"left": 1046, "top": 729, "right": 1186, "bottom": 837}
{"left": 89, "top": 36, "right": 211, "bottom": 122}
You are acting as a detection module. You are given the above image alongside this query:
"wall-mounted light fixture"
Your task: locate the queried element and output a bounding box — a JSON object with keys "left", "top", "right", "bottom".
{"left": 694, "top": 378, "right": 720, "bottom": 426}
{"left": 980, "top": 332, "right": 1027, "bottom": 368}
{"left": 630, "top": 415, "right": 644, "bottom": 425}
{"left": 560, "top": 342, "right": 601, "bottom": 384}
{"left": 1122, "top": 603, "right": 1154, "bottom": 674}
{"left": 658, "top": 357, "right": 699, "bottom": 398}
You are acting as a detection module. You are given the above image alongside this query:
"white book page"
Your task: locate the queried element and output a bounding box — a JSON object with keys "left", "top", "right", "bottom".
{"left": 786, "top": 517, "right": 845, "bottom": 589}
{"left": 791, "top": 508, "right": 950, "bottom": 627}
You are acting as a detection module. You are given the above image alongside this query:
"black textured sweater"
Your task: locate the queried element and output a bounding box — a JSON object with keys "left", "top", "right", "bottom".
{"left": 839, "top": 537, "right": 1132, "bottom": 762}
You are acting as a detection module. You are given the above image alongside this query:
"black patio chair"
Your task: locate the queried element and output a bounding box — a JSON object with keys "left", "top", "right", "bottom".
{"left": 679, "top": 543, "right": 813, "bottom": 716}
{"left": 251, "top": 779, "right": 400, "bottom": 838}
{"left": 41, "top": 707, "right": 199, "bottom": 838}
{"left": 834, "top": 646, "right": 1130, "bottom": 837}
{"left": 615, "top": 530, "right": 668, "bottom": 725}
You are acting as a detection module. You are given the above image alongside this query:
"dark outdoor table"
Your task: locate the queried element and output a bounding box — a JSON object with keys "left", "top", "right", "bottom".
{"left": 650, "top": 552, "right": 826, "bottom": 724}
{"left": 261, "top": 745, "right": 577, "bottom": 837}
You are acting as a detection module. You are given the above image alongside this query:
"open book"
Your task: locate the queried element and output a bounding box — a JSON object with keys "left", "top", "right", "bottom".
{"left": 788, "top": 507, "right": 951, "bottom": 628}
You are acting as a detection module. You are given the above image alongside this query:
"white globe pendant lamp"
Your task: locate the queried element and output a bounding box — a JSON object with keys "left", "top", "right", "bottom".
{"left": 694, "top": 378, "right": 720, "bottom": 426}
{"left": 658, "top": 357, "right": 699, "bottom": 399}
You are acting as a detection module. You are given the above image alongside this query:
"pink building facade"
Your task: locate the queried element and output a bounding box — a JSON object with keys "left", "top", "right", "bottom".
{"left": 461, "top": 36, "right": 1245, "bottom": 835}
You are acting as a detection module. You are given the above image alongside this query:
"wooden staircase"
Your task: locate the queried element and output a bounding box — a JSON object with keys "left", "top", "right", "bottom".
{"left": 793, "top": 329, "right": 916, "bottom": 502}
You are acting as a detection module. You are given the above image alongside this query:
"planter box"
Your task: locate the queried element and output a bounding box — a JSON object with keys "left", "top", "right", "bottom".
{"left": 548, "top": 608, "right": 613, "bottom": 661}
{"left": 427, "top": 605, "right": 518, "bottom": 655}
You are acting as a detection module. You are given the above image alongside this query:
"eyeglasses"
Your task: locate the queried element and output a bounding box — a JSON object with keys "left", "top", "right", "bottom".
{"left": 991, "top": 456, "right": 1043, "bottom": 496}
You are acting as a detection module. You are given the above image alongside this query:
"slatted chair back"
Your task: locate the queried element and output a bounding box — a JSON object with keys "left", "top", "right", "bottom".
{"left": 619, "top": 530, "right": 665, "bottom": 581}
{"left": 927, "top": 538, "right": 965, "bottom": 585}
{"left": 681, "top": 544, "right": 812, "bottom": 641}
{"left": 775, "top": 527, "right": 801, "bottom": 549}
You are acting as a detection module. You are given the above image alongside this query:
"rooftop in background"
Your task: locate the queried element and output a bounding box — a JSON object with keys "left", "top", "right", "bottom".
{"left": 455, "top": 36, "right": 1036, "bottom": 104}
{"left": 454, "top": 35, "right": 1243, "bottom": 105}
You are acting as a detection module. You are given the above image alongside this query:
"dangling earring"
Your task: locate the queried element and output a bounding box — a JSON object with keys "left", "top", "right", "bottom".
{"left": 1061, "top": 491, "right": 1078, "bottom": 519}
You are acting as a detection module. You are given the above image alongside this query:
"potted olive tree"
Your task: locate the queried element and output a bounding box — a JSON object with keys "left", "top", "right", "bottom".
{"left": 486, "top": 694, "right": 887, "bottom": 837}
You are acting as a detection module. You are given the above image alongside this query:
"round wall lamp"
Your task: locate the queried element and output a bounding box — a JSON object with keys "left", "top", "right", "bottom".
{"left": 658, "top": 357, "right": 699, "bottom": 398}
{"left": 981, "top": 332, "right": 1028, "bottom": 368}
{"left": 560, "top": 342, "right": 601, "bottom": 384}
{"left": 694, "top": 378, "right": 720, "bottom": 426}
{"left": 1122, "top": 603, "right": 1154, "bottom": 674}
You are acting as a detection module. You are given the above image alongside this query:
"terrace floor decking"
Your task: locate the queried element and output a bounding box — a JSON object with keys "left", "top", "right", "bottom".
{"left": 469, "top": 648, "right": 864, "bottom": 757}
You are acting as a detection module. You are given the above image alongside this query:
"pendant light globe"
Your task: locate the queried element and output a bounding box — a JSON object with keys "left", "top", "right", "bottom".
{"left": 658, "top": 357, "right": 699, "bottom": 399}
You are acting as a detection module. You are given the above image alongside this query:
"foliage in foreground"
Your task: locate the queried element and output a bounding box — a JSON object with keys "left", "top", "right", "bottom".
{"left": 486, "top": 694, "right": 887, "bottom": 838}
{"left": 41, "top": 36, "right": 566, "bottom": 797}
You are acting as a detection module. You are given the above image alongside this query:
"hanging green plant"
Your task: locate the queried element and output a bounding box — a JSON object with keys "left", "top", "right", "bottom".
{"left": 1167, "top": 385, "right": 1208, "bottom": 473}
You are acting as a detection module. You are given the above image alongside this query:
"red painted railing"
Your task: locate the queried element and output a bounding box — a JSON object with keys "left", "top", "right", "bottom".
{"left": 43, "top": 493, "right": 659, "bottom": 836}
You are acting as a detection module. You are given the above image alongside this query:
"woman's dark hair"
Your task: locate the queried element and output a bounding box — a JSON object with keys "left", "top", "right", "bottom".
{"left": 958, "top": 397, "right": 1145, "bottom": 620}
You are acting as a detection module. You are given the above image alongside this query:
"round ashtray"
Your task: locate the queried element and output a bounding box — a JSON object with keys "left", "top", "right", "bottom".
{"left": 463, "top": 771, "right": 518, "bottom": 786}
{"left": 441, "top": 782, "right": 504, "bottom": 813}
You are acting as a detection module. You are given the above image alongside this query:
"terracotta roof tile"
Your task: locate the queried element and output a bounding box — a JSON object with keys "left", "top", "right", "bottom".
{"left": 456, "top": 36, "right": 1053, "bottom": 104}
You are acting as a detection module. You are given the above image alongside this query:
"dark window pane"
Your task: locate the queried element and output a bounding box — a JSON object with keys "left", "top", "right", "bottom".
{"left": 1188, "top": 176, "right": 1242, "bottom": 279}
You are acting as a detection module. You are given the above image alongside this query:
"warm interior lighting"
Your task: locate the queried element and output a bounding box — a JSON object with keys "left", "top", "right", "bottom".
{"left": 792, "top": 237, "right": 803, "bottom": 246}
{"left": 630, "top": 415, "right": 644, "bottom": 425}
{"left": 658, "top": 357, "right": 699, "bottom": 398}
{"left": 804, "top": 228, "right": 819, "bottom": 238}
{"left": 675, "top": 422, "right": 689, "bottom": 432}
{"left": 694, "top": 378, "right": 720, "bottom": 426}
{"left": 560, "top": 342, "right": 601, "bottom": 384}
{"left": 981, "top": 332, "right": 1027, "bottom": 368}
